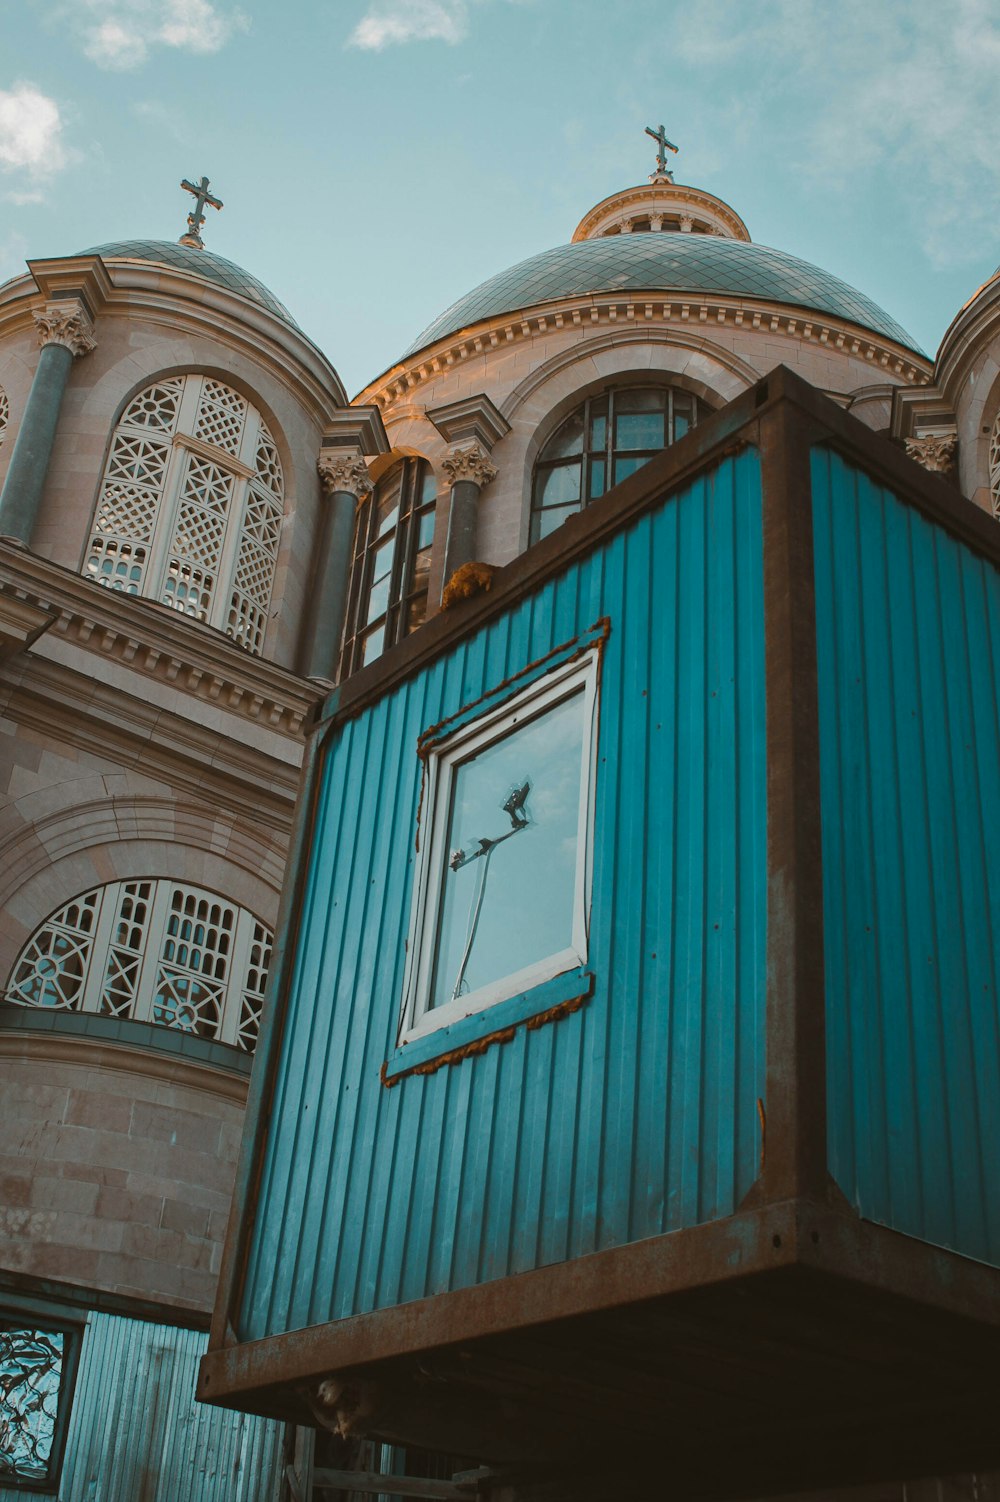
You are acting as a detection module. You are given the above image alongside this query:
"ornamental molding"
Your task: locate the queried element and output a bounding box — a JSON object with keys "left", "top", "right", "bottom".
{"left": 33, "top": 300, "right": 97, "bottom": 357}
{"left": 0, "top": 542, "right": 318, "bottom": 744}
{"left": 904, "top": 433, "right": 958, "bottom": 474}
{"left": 317, "top": 452, "right": 372, "bottom": 498}
{"left": 442, "top": 443, "right": 499, "bottom": 489}
{"left": 360, "top": 296, "right": 933, "bottom": 412}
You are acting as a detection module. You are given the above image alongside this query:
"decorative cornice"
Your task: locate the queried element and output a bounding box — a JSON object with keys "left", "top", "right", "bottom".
{"left": 359, "top": 295, "right": 932, "bottom": 411}
{"left": 0, "top": 541, "right": 317, "bottom": 741}
{"left": 33, "top": 300, "right": 97, "bottom": 357}
{"left": 904, "top": 433, "right": 959, "bottom": 474}
{"left": 321, "top": 406, "right": 390, "bottom": 457}
{"left": 317, "top": 452, "right": 372, "bottom": 498}
{"left": 442, "top": 443, "right": 498, "bottom": 489}
{"left": 427, "top": 392, "right": 510, "bottom": 451}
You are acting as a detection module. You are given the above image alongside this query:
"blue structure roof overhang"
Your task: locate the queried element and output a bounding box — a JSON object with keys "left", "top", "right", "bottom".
{"left": 82, "top": 240, "right": 297, "bottom": 326}
{"left": 404, "top": 234, "right": 923, "bottom": 358}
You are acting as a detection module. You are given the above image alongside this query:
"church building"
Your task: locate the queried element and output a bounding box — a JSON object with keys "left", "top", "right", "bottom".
{"left": 1, "top": 141, "right": 998, "bottom": 1500}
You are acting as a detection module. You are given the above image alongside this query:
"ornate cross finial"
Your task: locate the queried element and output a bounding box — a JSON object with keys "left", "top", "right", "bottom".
{"left": 644, "top": 123, "right": 679, "bottom": 181}
{"left": 179, "top": 175, "right": 223, "bottom": 249}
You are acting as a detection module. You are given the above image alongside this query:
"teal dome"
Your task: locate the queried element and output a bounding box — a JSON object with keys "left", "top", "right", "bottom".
{"left": 83, "top": 240, "right": 297, "bottom": 326}
{"left": 405, "top": 234, "right": 922, "bottom": 357}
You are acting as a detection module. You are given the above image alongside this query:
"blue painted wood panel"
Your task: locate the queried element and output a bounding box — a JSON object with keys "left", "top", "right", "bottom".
{"left": 813, "top": 449, "right": 1000, "bottom": 1267}
{"left": 240, "top": 449, "right": 768, "bottom": 1339}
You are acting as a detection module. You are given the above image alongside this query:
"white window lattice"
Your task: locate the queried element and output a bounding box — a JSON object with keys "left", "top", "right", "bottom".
{"left": 4, "top": 880, "right": 272, "bottom": 1053}
{"left": 0, "top": 385, "right": 9, "bottom": 451}
{"left": 85, "top": 375, "right": 283, "bottom": 653}
{"left": 990, "top": 409, "right": 1000, "bottom": 520}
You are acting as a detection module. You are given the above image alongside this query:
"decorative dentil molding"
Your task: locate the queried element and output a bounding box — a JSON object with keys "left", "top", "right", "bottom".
{"left": 317, "top": 452, "right": 372, "bottom": 498}
{"left": 32, "top": 300, "right": 97, "bottom": 358}
{"left": 442, "top": 443, "right": 499, "bottom": 489}
{"left": 904, "top": 433, "right": 958, "bottom": 474}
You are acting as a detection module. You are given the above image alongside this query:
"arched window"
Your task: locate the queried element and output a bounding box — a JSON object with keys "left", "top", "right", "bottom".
{"left": 531, "top": 384, "right": 706, "bottom": 544}
{"left": 5, "top": 880, "right": 272, "bottom": 1054}
{"left": 340, "top": 457, "right": 436, "bottom": 676}
{"left": 990, "top": 408, "right": 1000, "bottom": 520}
{"left": 85, "top": 375, "right": 284, "bottom": 655}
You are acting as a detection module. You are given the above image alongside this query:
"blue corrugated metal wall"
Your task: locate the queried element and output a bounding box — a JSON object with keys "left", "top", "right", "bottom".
{"left": 52, "top": 1313, "right": 283, "bottom": 1502}
{"left": 813, "top": 448, "right": 1000, "bottom": 1267}
{"left": 241, "top": 449, "right": 768, "bottom": 1340}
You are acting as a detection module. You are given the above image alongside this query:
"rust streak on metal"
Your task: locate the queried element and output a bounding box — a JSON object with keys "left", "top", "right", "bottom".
{"left": 757, "top": 1096, "right": 767, "bottom": 1172}
{"left": 380, "top": 993, "right": 589, "bottom": 1087}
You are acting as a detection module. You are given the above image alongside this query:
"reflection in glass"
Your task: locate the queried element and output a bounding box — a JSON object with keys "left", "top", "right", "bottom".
{"left": 430, "top": 689, "right": 584, "bottom": 1009}
{"left": 0, "top": 1327, "right": 64, "bottom": 1482}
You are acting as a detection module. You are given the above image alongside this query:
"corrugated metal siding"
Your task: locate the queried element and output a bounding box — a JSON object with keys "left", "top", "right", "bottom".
{"left": 241, "top": 449, "right": 768, "bottom": 1340}
{"left": 813, "top": 448, "right": 1000, "bottom": 1266}
{"left": 56, "top": 1313, "right": 283, "bottom": 1502}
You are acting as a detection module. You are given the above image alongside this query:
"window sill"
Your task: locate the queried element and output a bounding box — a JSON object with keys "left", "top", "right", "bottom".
{"left": 381, "top": 965, "right": 594, "bottom": 1085}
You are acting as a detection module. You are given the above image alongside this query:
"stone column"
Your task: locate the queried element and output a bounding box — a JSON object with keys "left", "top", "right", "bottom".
{"left": 0, "top": 301, "right": 97, "bottom": 546}
{"left": 441, "top": 443, "right": 498, "bottom": 583}
{"left": 302, "top": 452, "right": 372, "bottom": 682}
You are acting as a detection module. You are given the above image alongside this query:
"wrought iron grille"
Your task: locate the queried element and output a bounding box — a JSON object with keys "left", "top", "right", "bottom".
{"left": 0, "top": 1326, "right": 66, "bottom": 1484}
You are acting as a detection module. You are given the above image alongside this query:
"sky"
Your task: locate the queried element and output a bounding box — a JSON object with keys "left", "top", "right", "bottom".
{"left": 0, "top": 0, "right": 997, "bottom": 396}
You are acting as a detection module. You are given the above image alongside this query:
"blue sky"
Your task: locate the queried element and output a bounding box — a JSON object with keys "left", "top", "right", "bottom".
{"left": 1, "top": 0, "right": 997, "bottom": 395}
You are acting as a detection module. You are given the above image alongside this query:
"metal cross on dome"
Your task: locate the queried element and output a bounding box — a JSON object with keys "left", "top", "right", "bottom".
{"left": 179, "top": 175, "right": 223, "bottom": 249}
{"left": 644, "top": 123, "right": 679, "bottom": 180}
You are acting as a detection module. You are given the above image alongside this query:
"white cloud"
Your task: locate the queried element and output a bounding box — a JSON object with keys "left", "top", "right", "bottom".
{"left": 0, "top": 84, "right": 66, "bottom": 180}
{"left": 72, "top": 0, "right": 249, "bottom": 71}
{"left": 350, "top": 0, "right": 470, "bottom": 49}
{"left": 669, "top": 0, "right": 1000, "bottom": 269}
{"left": 348, "top": 0, "right": 529, "bottom": 51}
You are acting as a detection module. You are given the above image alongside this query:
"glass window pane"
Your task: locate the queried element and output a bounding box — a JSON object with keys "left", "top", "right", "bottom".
{"left": 613, "top": 453, "right": 656, "bottom": 486}
{"left": 430, "top": 689, "right": 584, "bottom": 1009}
{"left": 540, "top": 411, "right": 584, "bottom": 460}
{"left": 375, "top": 472, "right": 403, "bottom": 537}
{"left": 362, "top": 624, "right": 385, "bottom": 665}
{"left": 673, "top": 411, "right": 690, "bottom": 441}
{"left": 366, "top": 538, "right": 395, "bottom": 624}
{"left": 0, "top": 1326, "right": 66, "bottom": 1483}
{"left": 534, "top": 502, "right": 580, "bottom": 542}
{"left": 535, "top": 462, "right": 581, "bottom": 510}
{"left": 589, "top": 398, "right": 608, "bottom": 453}
{"left": 588, "top": 458, "right": 606, "bottom": 500}
{"left": 416, "top": 507, "right": 435, "bottom": 551}
{"left": 614, "top": 407, "right": 665, "bottom": 452}
{"left": 420, "top": 469, "right": 437, "bottom": 505}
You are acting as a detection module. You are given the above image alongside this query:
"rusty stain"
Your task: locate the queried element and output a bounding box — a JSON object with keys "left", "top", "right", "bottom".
{"left": 380, "top": 992, "right": 589, "bottom": 1087}
{"left": 757, "top": 1096, "right": 767, "bottom": 1172}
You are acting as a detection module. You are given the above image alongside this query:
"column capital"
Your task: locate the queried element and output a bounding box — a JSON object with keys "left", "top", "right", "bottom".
{"left": 904, "top": 433, "right": 958, "bottom": 474}
{"left": 442, "top": 443, "right": 498, "bottom": 490}
{"left": 317, "top": 451, "right": 372, "bottom": 499}
{"left": 33, "top": 300, "right": 97, "bottom": 358}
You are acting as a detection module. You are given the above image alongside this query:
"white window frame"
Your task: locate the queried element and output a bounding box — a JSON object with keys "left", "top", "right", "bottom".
{"left": 399, "top": 649, "right": 599, "bottom": 1046}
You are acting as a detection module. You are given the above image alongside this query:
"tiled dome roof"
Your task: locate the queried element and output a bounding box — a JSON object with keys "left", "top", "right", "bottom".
{"left": 405, "top": 234, "right": 922, "bottom": 357}
{"left": 83, "top": 240, "right": 297, "bottom": 326}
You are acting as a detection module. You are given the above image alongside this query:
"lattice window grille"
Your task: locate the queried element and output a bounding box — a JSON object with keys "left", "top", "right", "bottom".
{"left": 4, "top": 880, "right": 272, "bottom": 1052}
{"left": 119, "top": 377, "right": 183, "bottom": 434}
{"left": 86, "top": 376, "right": 284, "bottom": 653}
{"left": 237, "top": 920, "right": 271, "bottom": 1053}
{"left": 0, "top": 385, "right": 9, "bottom": 451}
{"left": 990, "top": 409, "right": 1000, "bottom": 520}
